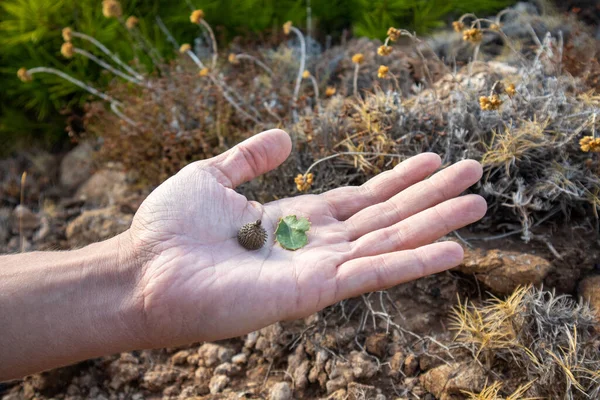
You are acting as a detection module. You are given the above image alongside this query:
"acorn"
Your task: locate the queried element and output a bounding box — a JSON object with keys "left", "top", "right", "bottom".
{"left": 237, "top": 220, "right": 267, "bottom": 250}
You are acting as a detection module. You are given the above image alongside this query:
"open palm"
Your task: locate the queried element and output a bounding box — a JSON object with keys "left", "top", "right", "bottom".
{"left": 129, "top": 129, "right": 486, "bottom": 347}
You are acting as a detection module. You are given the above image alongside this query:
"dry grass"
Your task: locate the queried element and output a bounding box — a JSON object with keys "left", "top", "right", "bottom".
{"left": 451, "top": 286, "right": 600, "bottom": 399}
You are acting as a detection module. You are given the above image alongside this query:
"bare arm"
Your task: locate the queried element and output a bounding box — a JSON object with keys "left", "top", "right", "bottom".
{"left": 0, "top": 232, "right": 144, "bottom": 381}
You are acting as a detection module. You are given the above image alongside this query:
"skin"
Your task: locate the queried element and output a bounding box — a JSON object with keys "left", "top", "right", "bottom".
{"left": 0, "top": 129, "right": 487, "bottom": 381}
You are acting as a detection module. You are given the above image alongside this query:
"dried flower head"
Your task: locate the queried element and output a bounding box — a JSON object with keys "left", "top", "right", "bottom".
{"left": 283, "top": 21, "right": 292, "bottom": 35}
{"left": 198, "top": 68, "right": 209, "bottom": 77}
{"left": 179, "top": 43, "right": 191, "bottom": 54}
{"left": 490, "top": 23, "right": 501, "bottom": 31}
{"left": 377, "top": 65, "right": 389, "bottom": 79}
{"left": 190, "top": 9, "right": 204, "bottom": 24}
{"left": 228, "top": 53, "right": 238, "bottom": 64}
{"left": 463, "top": 28, "right": 483, "bottom": 43}
{"left": 452, "top": 21, "right": 465, "bottom": 32}
{"left": 352, "top": 53, "right": 364, "bottom": 64}
{"left": 62, "top": 27, "right": 72, "bottom": 42}
{"left": 294, "top": 173, "right": 314, "bottom": 192}
{"left": 237, "top": 220, "right": 267, "bottom": 250}
{"left": 505, "top": 83, "right": 516, "bottom": 97}
{"left": 17, "top": 68, "right": 32, "bottom": 83}
{"left": 377, "top": 45, "right": 393, "bottom": 56}
{"left": 325, "top": 86, "right": 336, "bottom": 97}
{"left": 302, "top": 70, "right": 310, "bottom": 79}
{"left": 102, "top": 0, "right": 122, "bottom": 18}
{"left": 125, "top": 16, "right": 139, "bottom": 30}
{"left": 480, "top": 94, "right": 503, "bottom": 111}
{"left": 387, "top": 27, "right": 400, "bottom": 41}
{"left": 61, "top": 42, "right": 74, "bottom": 58}
{"left": 580, "top": 136, "right": 600, "bottom": 152}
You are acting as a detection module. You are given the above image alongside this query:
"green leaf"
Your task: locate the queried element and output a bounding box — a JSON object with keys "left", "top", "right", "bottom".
{"left": 275, "top": 215, "right": 311, "bottom": 251}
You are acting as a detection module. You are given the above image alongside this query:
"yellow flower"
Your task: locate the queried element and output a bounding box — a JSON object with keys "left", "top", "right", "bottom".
{"left": 190, "top": 9, "right": 204, "bottom": 24}
{"left": 580, "top": 136, "right": 600, "bottom": 152}
{"left": 377, "top": 45, "right": 393, "bottom": 56}
{"left": 387, "top": 27, "right": 400, "bottom": 42}
{"left": 463, "top": 28, "right": 483, "bottom": 43}
{"left": 302, "top": 70, "right": 311, "bottom": 79}
{"left": 352, "top": 53, "right": 364, "bottom": 64}
{"left": 198, "top": 68, "right": 209, "bottom": 77}
{"left": 479, "top": 94, "right": 503, "bottom": 111}
{"left": 294, "top": 173, "right": 314, "bottom": 192}
{"left": 377, "top": 65, "right": 389, "bottom": 79}
{"left": 179, "top": 43, "right": 191, "bottom": 54}
{"left": 505, "top": 83, "right": 516, "bottom": 97}
{"left": 228, "top": 53, "right": 238, "bottom": 64}
{"left": 102, "top": 0, "right": 122, "bottom": 18}
{"left": 61, "top": 42, "right": 74, "bottom": 58}
{"left": 62, "top": 27, "right": 72, "bottom": 42}
{"left": 452, "top": 21, "right": 465, "bottom": 33}
{"left": 283, "top": 21, "right": 293, "bottom": 35}
{"left": 125, "top": 16, "right": 139, "bottom": 30}
{"left": 17, "top": 68, "right": 32, "bottom": 83}
{"left": 325, "top": 86, "right": 336, "bottom": 97}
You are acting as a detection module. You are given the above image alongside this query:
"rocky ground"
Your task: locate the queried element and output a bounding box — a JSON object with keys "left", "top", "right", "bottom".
{"left": 0, "top": 136, "right": 599, "bottom": 400}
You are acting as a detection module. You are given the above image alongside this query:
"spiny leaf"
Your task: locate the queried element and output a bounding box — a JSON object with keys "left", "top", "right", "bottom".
{"left": 275, "top": 215, "right": 311, "bottom": 251}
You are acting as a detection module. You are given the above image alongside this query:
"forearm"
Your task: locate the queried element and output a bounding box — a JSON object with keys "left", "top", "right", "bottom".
{"left": 0, "top": 231, "right": 144, "bottom": 382}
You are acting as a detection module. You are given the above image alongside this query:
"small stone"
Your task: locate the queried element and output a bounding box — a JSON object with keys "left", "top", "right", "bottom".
{"left": 420, "top": 362, "right": 486, "bottom": 399}
{"left": 327, "top": 389, "right": 347, "bottom": 400}
{"left": 579, "top": 275, "right": 600, "bottom": 320}
{"left": 209, "top": 375, "right": 229, "bottom": 394}
{"left": 388, "top": 351, "right": 404, "bottom": 377}
{"left": 350, "top": 351, "right": 378, "bottom": 379}
{"left": 269, "top": 382, "right": 292, "bottom": 400}
{"left": 11, "top": 205, "right": 40, "bottom": 234}
{"left": 214, "top": 362, "right": 241, "bottom": 376}
{"left": 403, "top": 353, "right": 419, "bottom": 376}
{"left": 366, "top": 333, "right": 388, "bottom": 357}
{"left": 60, "top": 142, "right": 94, "bottom": 190}
{"left": 198, "top": 343, "right": 234, "bottom": 367}
{"left": 66, "top": 207, "right": 133, "bottom": 247}
{"left": 171, "top": 350, "right": 191, "bottom": 365}
{"left": 75, "top": 169, "right": 129, "bottom": 207}
{"left": 231, "top": 353, "right": 248, "bottom": 365}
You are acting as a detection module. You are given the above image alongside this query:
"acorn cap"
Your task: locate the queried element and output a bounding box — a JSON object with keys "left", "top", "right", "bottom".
{"left": 237, "top": 220, "right": 267, "bottom": 250}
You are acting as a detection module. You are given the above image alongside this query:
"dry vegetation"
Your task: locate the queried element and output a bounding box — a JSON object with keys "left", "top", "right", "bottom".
{"left": 6, "top": 2, "right": 600, "bottom": 399}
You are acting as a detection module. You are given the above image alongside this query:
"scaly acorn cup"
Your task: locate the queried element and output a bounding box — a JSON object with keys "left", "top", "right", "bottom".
{"left": 237, "top": 220, "right": 268, "bottom": 250}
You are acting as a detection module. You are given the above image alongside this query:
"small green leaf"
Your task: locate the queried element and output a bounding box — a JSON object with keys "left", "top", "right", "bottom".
{"left": 275, "top": 215, "right": 311, "bottom": 251}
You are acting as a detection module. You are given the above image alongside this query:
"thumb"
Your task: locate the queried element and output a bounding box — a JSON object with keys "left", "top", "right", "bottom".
{"left": 201, "top": 129, "right": 292, "bottom": 188}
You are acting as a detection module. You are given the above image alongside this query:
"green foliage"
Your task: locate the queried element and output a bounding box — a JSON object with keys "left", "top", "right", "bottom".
{"left": 0, "top": 0, "right": 516, "bottom": 154}
{"left": 354, "top": 0, "right": 514, "bottom": 37}
{"left": 275, "top": 215, "right": 311, "bottom": 250}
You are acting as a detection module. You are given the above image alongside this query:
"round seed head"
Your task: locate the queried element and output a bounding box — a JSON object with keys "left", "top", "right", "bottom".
{"left": 238, "top": 220, "right": 268, "bottom": 250}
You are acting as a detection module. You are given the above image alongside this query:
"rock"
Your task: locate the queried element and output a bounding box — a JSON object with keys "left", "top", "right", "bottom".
{"left": 209, "top": 375, "right": 229, "bottom": 394}
{"left": 214, "top": 362, "right": 241, "bottom": 376}
{"left": 308, "top": 349, "right": 329, "bottom": 384}
{"left": 108, "top": 353, "right": 141, "bottom": 390}
{"left": 457, "top": 248, "right": 552, "bottom": 294}
{"left": 28, "top": 365, "right": 79, "bottom": 397}
{"left": 75, "top": 169, "right": 129, "bottom": 207}
{"left": 60, "top": 142, "right": 95, "bottom": 190}
{"left": 326, "top": 376, "right": 348, "bottom": 394}
{"left": 350, "top": 351, "right": 378, "bottom": 379}
{"left": 142, "top": 366, "right": 178, "bottom": 391}
{"left": 10, "top": 205, "right": 40, "bottom": 234}
{"left": 366, "top": 333, "right": 388, "bottom": 357}
{"left": 292, "top": 359, "right": 311, "bottom": 391}
{"left": 269, "top": 382, "right": 292, "bottom": 400}
{"left": 420, "top": 362, "right": 486, "bottom": 400}
{"left": 171, "top": 350, "right": 191, "bottom": 365}
{"left": 197, "top": 343, "right": 235, "bottom": 367}
{"left": 65, "top": 207, "right": 133, "bottom": 246}
{"left": 403, "top": 353, "right": 419, "bottom": 376}
{"left": 388, "top": 351, "right": 404, "bottom": 377}
{"left": 579, "top": 275, "right": 600, "bottom": 320}
{"left": 231, "top": 353, "right": 248, "bottom": 365}
{"left": 244, "top": 331, "right": 260, "bottom": 349}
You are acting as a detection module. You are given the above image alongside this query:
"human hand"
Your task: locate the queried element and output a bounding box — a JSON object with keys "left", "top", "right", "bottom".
{"left": 128, "top": 129, "right": 486, "bottom": 348}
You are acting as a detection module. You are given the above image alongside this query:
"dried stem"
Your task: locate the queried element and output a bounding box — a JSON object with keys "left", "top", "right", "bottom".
{"left": 71, "top": 31, "right": 143, "bottom": 81}
{"left": 19, "top": 171, "right": 26, "bottom": 253}
{"left": 233, "top": 54, "right": 274, "bottom": 76}
{"left": 305, "top": 152, "right": 404, "bottom": 174}
{"left": 353, "top": 63, "right": 360, "bottom": 98}
{"left": 308, "top": 75, "right": 321, "bottom": 112}
{"left": 290, "top": 26, "right": 307, "bottom": 122}
{"left": 199, "top": 19, "right": 218, "bottom": 69}
{"left": 74, "top": 48, "right": 144, "bottom": 86}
